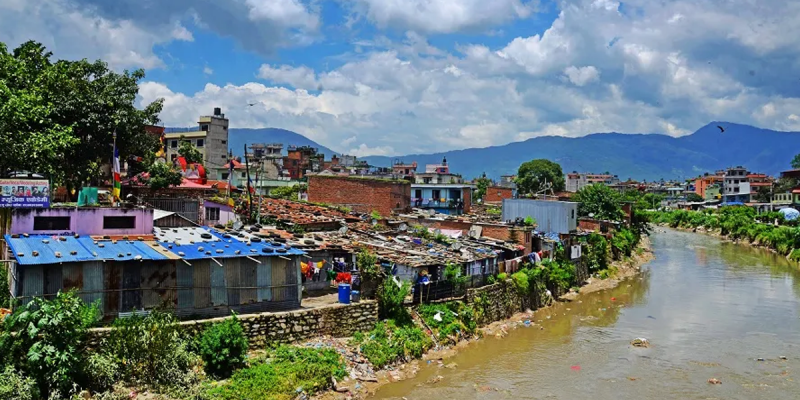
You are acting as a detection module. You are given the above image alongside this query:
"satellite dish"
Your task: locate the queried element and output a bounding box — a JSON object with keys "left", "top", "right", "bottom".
{"left": 233, "top": 221, "right": 244, "bottom": 231}
{"left": 399, "top": 223, "right": 408, "bottom": 232}
{"left": 338, "top": 226, "right": 348, "bottom": 235}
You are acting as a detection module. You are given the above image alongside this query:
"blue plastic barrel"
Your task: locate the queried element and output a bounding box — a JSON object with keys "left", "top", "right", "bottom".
{"left": 351, "top": 290, "right": 360, "bottom": 303}
{"left": 338, "top": 283, "right": 351, "bottom": 304}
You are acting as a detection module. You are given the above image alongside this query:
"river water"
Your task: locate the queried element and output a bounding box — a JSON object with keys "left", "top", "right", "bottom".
{"left": 374, "top": 229, "right": 800, "bottom": 399}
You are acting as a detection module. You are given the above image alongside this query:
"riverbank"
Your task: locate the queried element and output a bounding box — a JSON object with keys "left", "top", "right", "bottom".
{"left": 313, "top": 237, "right": 655, "bottom": 400}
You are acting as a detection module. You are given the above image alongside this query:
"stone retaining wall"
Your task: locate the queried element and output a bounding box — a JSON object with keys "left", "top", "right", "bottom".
{"left": 89, "top": 301, "right": 378, "bottom": 349}
{"left": 465, "top": 281, "right": 546, "bottom": 326}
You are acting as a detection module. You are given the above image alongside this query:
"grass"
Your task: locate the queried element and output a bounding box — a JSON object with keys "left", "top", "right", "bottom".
{"left": 350, "top": 320, "right": 433, "bottom": 369}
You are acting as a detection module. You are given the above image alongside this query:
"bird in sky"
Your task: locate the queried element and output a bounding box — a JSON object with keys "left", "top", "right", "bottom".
{"left": 247, "top": 102, "right": 257, "bottom": 107}
{"left": 717, "top": 125, "right": 725, "bottom": 133}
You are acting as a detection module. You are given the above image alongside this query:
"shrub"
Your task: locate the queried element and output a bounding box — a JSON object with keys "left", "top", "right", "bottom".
{"left": 487, "top": 274, "right": 497, "bottom": 285}
{"left": 84, "top": 352, "right": 120, "bottom": 393}
{"left": 206, "top": 346, "right": 346, "bottom": 400}
{"left": 418, "top": 302, "right": 477, "bottom": 342}
{"left": 356, "top": 250, "right": 379, "bottom": 280}
{"left": 523, "top": 216, "right": 536, "bottom": 226}
{"left": 104, "top": 310, "right": 199, "bottom": 388}
{"left": 198, "top": 314, "right": 250, "bottom": 378}
{"left": 376, "top": 277, "right": 411, "bottom": 324}
{"left": 511, "top": 271, "right": 530, "bottom": 295}
{"left": 0, "top": 264, "right": 9, "bottom": 308}
{"left": 0, "top": 291, "right": 99, "bottom": 397}
{"left": 0, "top": 366, "right": 38, "bottom": 400}
{"left": 497, "top": 272, "right": 508, "bottom": 281}
{"left": 351, "top": 320, "right": 433, "bottom": 368}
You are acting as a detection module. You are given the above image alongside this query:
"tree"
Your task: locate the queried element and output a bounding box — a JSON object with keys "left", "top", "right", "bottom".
{"left": 178, "top": 138, "right": 203, "bottom": 164}
{"left": 753, "top": 186, "right": 772, "bottom": 203}
{"left": 473, "top": 175, "right": 492, "bottom": 201}
{"left": 516, "top": 159, "right": 565, "bottom": 196}
{"left": 0, "top": 41, "right": 163, "bottom": 190}
{"left": 792, "top": 153, "right": 800, "bottom": 169}
{"left": 571, "top": 184, "right": 625, "bottom": 221}
{"left": 686, "top": 193, "right": 704, "bottom": 202}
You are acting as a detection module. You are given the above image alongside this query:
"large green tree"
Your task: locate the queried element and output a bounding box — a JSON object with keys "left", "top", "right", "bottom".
{"left": 473, "top": 174, "right": 492, "bottom": 201}
{"left": 571, "top": 184, "right": 625, "bottom": 221}
{"left": 516, "top": 159, "right": 565, "bottom": 196}
{"left": 0, "top": 41, "right": 163, "bottom": 191}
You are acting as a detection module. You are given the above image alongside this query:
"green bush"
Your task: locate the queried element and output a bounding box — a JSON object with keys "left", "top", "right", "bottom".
{"left": 84, "top": 352, "right": 120, "bottom": 393}
{"left": 487, "top": 274, "right": 497, "bottom": 285}
{"left": 791, "top": 249, "right": 800, "bottom": 262}
{"left": 496, "top": 272, "right": 508, "bottom": 281}
{"left": 418, "top": 302, "right": 477, "bottom": 342}
{"left": 198, "top": 314, "right": 249, "bottom": 378}
{"left": 351, "top": 320, "right": 433, "bottom": 368}
{"left": 206, "top": 346, "right": 346, "bottom": 400}
{"left": 511, "top": 271, "right": 530, "bottom": 295}
{"left": 0, "top": 366, "right": 38, "bottom": 400}
{"left": 376, "top": 277, "right": 411, "bottom": 324}
{"left": 0, "top": 291, "right": 99, "bottom": 397}
{"left": 0, "top": 263, "right": 9, "bottom": 308}
{"left": 103, "top": 310, "right": 199, "bottom": 388}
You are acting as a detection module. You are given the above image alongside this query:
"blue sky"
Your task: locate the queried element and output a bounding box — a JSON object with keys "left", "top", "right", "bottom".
{"left": 1, "top": 0, "right": 798, "bottom": 156}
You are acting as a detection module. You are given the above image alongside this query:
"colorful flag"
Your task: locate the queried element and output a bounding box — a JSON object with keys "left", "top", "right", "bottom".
{"left": 248, "top": 177, "right": 255, "bottom": 195}
{"left": 112, "top": 131, "right": 121, "bottom": 200}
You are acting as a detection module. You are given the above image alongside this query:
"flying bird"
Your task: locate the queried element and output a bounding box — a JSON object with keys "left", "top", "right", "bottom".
{"left": 247, "top": 102, "right": 257, "bottom": 107}
{"left": 717, "top": 125, "right": 725, "bottom": 133}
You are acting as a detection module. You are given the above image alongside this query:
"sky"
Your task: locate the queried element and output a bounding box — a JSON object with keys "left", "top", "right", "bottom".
{"left": 1, "top": 0, "right": 799, "bottom": 157}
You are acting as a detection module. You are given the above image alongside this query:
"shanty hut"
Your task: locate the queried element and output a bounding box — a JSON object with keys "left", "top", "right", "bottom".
{"left": 6, "top": 227, "right": 306, "bottom": 319}
{"left": 153, "top": 226, "right": 305, "bottom": 317}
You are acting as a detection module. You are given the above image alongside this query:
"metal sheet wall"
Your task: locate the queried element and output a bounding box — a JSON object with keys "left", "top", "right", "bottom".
{"left": 21, "top": 265, "right": 43, "bottom": 305}
{"left": 224, "top": 258, "right": 240, "bottom": 306}
{"left": 83, "top": 261, "right": 103, "bottom": 307}
{"left": 240, "top": 258, "right": 258, "bottom": 305}
{"left": 257, "top": 257, "right": 272, "bottom": 301}
{"left": 192, "top": 259, "right": 211, "bottom": 309}
{"left": 177, "top": 261, "right": 194, "bottom": 309}
{"left": 501, "top": 199, "right": 578, "bottom": 234}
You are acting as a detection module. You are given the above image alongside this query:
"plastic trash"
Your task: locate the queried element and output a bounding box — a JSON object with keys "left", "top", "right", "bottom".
{"left": 708, "top": 378, "right": 722, "bottom": 385}
{"left": 434, "top": 312, "right": 443, "bottom": 322}
{"left": 571, "top": 365, "right": 581, "bottom": 371}
{"left": 631, "top": 338, "right": 650, "bottom": 348}
{"left": 524, "top": 320, "right": 531, "bottom": 327}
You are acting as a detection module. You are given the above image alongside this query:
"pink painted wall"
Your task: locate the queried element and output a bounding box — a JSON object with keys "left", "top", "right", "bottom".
{"left": 11, "top": 208, "right": 154, "bottom": 236}
{"left": 203, "top": 200, "right": 236, "bottom": 226}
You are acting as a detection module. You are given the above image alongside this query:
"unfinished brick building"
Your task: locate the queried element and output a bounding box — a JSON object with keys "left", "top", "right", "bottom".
{"left": 307, "top": 176, "right": 411, "bottom": 217}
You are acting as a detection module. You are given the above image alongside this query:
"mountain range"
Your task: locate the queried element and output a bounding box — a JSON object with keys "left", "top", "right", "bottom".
{"left": 222, "top": 123, "right": 799, "bottom": 181}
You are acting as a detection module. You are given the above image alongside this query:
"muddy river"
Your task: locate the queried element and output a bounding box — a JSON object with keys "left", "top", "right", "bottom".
{"left": 374, "top": 229, "right": 800, "bottom": 399}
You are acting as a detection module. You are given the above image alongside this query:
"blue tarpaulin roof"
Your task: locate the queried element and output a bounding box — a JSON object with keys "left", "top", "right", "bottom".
{"left": 156, "top": 228, "right": 305, "bottom": 260}
{"left": 76, "top": 237, "right": 172, "bottom": 262}
{"left": 779, "top": 208, "right": 800, "bottom": 221}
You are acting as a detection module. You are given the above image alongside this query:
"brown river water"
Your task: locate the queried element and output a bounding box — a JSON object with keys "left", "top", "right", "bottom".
{"left": 373, "top": 229, "right": 800, "bottom": 399}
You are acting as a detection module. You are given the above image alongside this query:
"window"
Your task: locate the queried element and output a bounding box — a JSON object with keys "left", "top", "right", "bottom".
{"left": 432, "top": 189, "right": 441, "bottom": 200}
{"left": 221, "top": 172, "right": 229, "bottom": 180}
{"left": 206, "top": 207, "right": 220, "bottom": 222}
{"left": 414, "top": 189, "right": 422, "bottom": 198}
{"left": 221, "top": 140, "right": 227, "bottom": 144}
{"left": 33, "top": 216, "right": 70, "bottom": 231}
{"left": 241, "top": 172, "right": 247, "bottom": 178}
{"left": 423, "top": 177, "right": 432, "bottom": 184}
{"left": 103, "top": 216, "right": 136, "bottom": 229}
{"left": 196, "top": 139, "right": 204, "bottom": 147}
{"left": 221, "top": 154, "right": 227, "bottom": 159}
{"left": 170, "top": 140, "right": 177, "bottom": 148}
{"left": 200, "top": 124, "right": 209, "bottom": 131}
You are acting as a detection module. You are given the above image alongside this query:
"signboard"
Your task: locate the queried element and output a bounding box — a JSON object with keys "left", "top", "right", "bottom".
{"left": 0, "top": 179, "right": 50, "bottom": 208}
{"left": 570, "top": 245, "right": 582, "bottom": 260}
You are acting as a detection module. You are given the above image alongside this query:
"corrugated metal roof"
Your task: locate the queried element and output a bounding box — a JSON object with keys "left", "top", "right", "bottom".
{"left": 6, "top": 234, "right": 179, "bottom": 266}
{"left": 76, "top": 237, "right": 171, "bottom": 262}
{"left": 501, "top": 199, "right": 579, "bottom": 234}
{"left": 155, "top": 227, "right": 305, "bottom": 260}
{"left": 153, "top": 209, "right": 176, "bottom": 220}
{"left": 6, "top": 235, "right": 96, "bottom": 265}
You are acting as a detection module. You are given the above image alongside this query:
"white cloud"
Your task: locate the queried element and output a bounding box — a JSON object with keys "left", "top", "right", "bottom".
{"left": 258, "top": 65, "right": 319, "bottom": 90}
{"left": 203, "top": 66, "right": 213, "bottom": 76}
{"left": 348, "top": 144, "right": 395, "bottom": 157}
{"left": 0, "top": 0, "right": 192, "bottom": 69}
{"left": 346, "top": 0, "right": 536, "bottom": 34}
{"left": 244, "top": 0, "right": 319, "bottom": 31}
{"left": 563, "top": 65, "right": 600, "bottom": 86}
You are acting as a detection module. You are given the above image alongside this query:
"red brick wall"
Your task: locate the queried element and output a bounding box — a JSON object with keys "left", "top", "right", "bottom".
{"left": 462, "top": 187, "right": 472, "bottom": 214}
{"left": 484, "top": 186, "right": 513, "bottom": 203}
{"left": 308, "top": 176, "right": 411, "bottom": 217}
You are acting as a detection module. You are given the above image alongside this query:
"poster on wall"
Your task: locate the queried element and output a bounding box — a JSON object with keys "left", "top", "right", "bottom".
{"left": 0, "top": 179, "right": 50, "bottom": 208}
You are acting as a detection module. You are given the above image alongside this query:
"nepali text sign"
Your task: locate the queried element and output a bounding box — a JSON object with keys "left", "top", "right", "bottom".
{"left": 0, "top": 179, "right": 50, "bottom": 208}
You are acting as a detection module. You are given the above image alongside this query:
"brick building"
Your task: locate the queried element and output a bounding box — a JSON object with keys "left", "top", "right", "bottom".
{"left": 484, "top": 186, "right": 514, "bottom": 203}
{"left": 307, "top": 176, "right": 411, "bottom": 217}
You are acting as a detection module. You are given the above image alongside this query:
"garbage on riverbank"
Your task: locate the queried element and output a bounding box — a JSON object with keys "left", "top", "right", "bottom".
{"left": 631, "top": 338, "right": 650, "bottom": 348}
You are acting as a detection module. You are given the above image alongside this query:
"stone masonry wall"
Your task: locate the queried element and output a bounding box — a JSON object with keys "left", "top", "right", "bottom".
{"left": 308, "top": 176, "right": 411, "bottom": 217}
{"left": 465, "top": 281, "right": 546, "bottom": 326}
{"left": 89, "top": 301, "right": 378, "bottom": 349}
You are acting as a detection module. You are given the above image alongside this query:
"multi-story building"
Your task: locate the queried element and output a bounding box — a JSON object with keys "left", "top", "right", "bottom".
{"left": 410, "top": 157, "right": 474, "bottom": 215}
{"left": 164, "top": 108, "right": 229, "bottom": 168}
{"left": 283, "top": 146, "right": 324, "bottom": 180}
{"left": 694, "top": 171, "right": 724, "bottom": 199}
{"left": 392, "top": 160, "right": 418, "bottom": 180}
{"left": 722, "top": 166, "right": 751, "bottom": 203}
{"left": 566, "top": 172, "right": 620, "bottom": 192}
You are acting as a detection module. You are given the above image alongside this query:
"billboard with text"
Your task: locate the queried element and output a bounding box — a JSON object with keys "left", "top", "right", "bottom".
{"left": 0, "top": 179, "right": 50, "bottom": 208}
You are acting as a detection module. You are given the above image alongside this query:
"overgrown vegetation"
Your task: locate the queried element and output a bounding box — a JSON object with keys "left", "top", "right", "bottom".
{"left": 0, "top": 263, "right": 9, "bottom": 308}
{"left": 0, "top": 291, "right": 98, "bottom": 398}
{"left": 198, "top": 314, "right": 250, "bottom": 378}
{"left": 269, "top": 184, "right": 306, "bottom": 200}
{"left": 376, "top": 277, "right": 411, "bottom": 324}
{"left": 350, "top": 321, "right": 432, "bottom": 369}
{"left": 650, "top": 207, "right": 800, "bottom": 257}
{"left": 417, "top": 302, "right": 477, "bottom": 343}
{"left": 205, "top": 346, "right": 346, "bottom": 400}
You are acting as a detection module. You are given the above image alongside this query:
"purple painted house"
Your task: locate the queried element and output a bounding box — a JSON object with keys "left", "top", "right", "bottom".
{"left": 9, "top": 207, "right": 153, "bottom": 236}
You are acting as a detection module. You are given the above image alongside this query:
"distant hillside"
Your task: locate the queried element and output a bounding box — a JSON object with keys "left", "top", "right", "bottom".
{"left": 173, "top": 123, "right": 800, "bottom": 181}
{"left": 362, "top": 122, "right": 800, "bottom": 181}
{"left": 228, "top": 128, "right": 340, "bottom": 158}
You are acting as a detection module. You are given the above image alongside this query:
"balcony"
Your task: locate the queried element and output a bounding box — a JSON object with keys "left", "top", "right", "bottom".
{"left": 412, "top": 198, "right": 464, "bottom": 209}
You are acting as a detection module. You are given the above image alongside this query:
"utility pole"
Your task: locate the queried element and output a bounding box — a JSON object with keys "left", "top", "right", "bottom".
{"left": 244, "top": 144, "right": 253, "bottom": 222}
